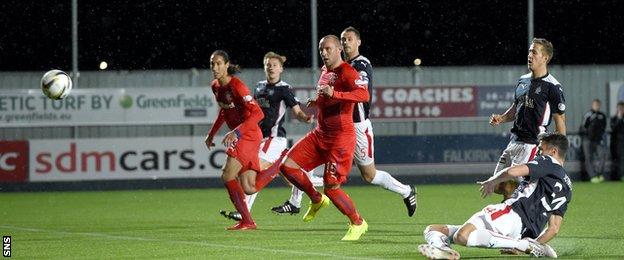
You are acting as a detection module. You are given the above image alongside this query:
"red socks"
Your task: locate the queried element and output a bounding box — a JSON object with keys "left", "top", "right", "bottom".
{"left": 254, "top": 150, "right": 288, "bottom": 192}
{"left": 325, "top": 188, "right": 362, "bottom": 225}
{"left": 280, "top": 164, "right": 322, "bottom": 203}
{"left": 254, "top": 164, "right": 280, "bottom": 192}
{"left": 224, "top": 180, "right": 253, "bottom": 224}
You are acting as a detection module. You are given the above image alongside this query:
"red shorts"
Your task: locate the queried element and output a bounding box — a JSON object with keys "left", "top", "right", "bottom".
{"left": 226, "top": 136, "right": 261, "bottom": 173}
{"left": 288, "top": 131, "right": 355, "bottom": 185}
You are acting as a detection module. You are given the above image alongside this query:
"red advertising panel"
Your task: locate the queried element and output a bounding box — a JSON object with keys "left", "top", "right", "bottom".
{"left": 293, "top": 86, "right": 478, "bottom": 120}
{"left": 0, "top": 141, "right": 29, "bottom": 182}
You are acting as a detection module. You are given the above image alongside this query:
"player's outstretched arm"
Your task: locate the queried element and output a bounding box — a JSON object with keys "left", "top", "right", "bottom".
{"left": 536, "top": 214, "right": 563, "bottom": 244}
{"left": 477, "top": 164, "right": 529, "bottom": 198}
{"left": 553, "top": 113, "right": 566, "bottom": 135}
{"left": 490, "top": 103, "right": 516, "bottom": 126}
{"left": 205, "top": 109, "right": 225, "bottom": 150}
{"left": 291, "top": 104, "right": 314, "bottom": 123}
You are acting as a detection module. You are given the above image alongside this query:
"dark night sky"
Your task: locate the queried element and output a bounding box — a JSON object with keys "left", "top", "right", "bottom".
{"left": 1, "top": 0, "right": 623, "bottom": 71}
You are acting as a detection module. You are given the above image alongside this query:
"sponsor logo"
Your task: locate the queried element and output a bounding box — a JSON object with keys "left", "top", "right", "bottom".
{"left": 0, "top": 141, "right": 28, "bottom": 183}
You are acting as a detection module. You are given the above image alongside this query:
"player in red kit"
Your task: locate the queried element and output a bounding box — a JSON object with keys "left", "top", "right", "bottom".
{"left": 279, "top": 35, "right": 370, "bottom": 241}
{"left": 204, "top": 50, "right": 277, "bottom": 230}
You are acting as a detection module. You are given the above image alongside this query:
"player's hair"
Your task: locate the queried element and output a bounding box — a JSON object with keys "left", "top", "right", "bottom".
{"left": 593, "top": 98, "right": 601, "bottom": 103}
{"left": 342, "top": 26, "right": 361, "bottom": 39}
{"left": 539, "top": 133, "right": 569, "bottom": 158}
{"left": 211, "top": 50, "right": 241, "bottom": 75}
{"left": 264, "top": 52, "right": 287, "bottom": 66}
{"left": 618, "top": 101, "right": 624, "bottom": 107}
{"left": 532, "top": 38, "right": 554, "bottom": 63}
{"left": 320, "top": 35, "right": 341, "bottom": 48}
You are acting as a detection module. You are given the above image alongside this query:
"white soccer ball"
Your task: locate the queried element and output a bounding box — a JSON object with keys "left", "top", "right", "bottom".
{"left": 41, "top": 70, "right": 72, "bottom": 100}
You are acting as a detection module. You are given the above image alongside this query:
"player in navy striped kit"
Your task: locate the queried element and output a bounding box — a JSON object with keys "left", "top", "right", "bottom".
{"left": 489, "top": 38, "right": 566, "bottom": 199}
{"left": 419, "top": 133, "right": 571, "bottom": 259}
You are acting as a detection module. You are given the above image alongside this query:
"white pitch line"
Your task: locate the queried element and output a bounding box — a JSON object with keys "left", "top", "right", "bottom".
{"left": 1, "top": 225, "right": 381, "bottom": 259}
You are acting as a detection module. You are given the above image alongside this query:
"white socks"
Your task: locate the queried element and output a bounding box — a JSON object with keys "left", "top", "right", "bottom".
{"left": 245, "top": 193, "right": 257, "bottom": 211}
{"left": 288, "top": 186, "right": 304, "bottom": 208}
{"left": 466, "top": 229, "right": 529, "bottom": 251}
{"left": 425, "top": 230, "right": 451, "bottom": 248}
{"left": 288, "top": 169, "right": 323, "bottom": 208}
{"left": 371, "top": 170, "right": 412, "bottom": 198}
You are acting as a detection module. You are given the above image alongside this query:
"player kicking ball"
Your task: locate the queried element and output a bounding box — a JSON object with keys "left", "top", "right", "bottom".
{"left": 418, "top": 133, "right": 571, "bottom": 259}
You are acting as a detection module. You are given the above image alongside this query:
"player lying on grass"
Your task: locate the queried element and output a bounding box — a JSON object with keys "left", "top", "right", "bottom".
{"left": 418, "top": 133, "right": 571, "bottom": 259}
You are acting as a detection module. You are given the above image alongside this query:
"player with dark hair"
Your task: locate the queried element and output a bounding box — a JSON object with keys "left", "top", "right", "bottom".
{"left": 489, "top": 38, "right": 566, "bottom": 199}
{"left": 279, "top": 35, "right": 370, "bottom": 241}
{"left": 271, "top": 27, "right": 417, "bottom": 217}
{"left": 219, "top": 51, "right": 317, "bottom": 221}
{"left": 205, "top": 50, "right": 278, "bottom": 230}
{"left": 418, "top": 133, "right": 571, "bottom": 259}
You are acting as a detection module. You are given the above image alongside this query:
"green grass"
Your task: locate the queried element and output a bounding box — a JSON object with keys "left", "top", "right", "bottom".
{"left": 2, "top": 182, "right": 623, "bottom": 259}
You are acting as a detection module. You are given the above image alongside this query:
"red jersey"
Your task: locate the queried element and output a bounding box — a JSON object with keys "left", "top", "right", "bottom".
{"left": 315, "top": 62, "right": 369, "bottom": 142}
{"left": 207, "top": 76, "right": 264, "bottom": 140}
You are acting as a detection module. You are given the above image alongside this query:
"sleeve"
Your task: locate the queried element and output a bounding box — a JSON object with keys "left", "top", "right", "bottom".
{"left": 548, "top": 84, "right": 566, "bottom": 114}
{"left": 352, "top": 60, "right": 372, "bottom": 94}
{"left": 253, "top": 84, "right": 259, "bottom": 99}
{"left": 207, "top": 84, "right": 225, "bottom": 138}
{"left": 526, "top": 156, "right": 550, "bottom": 181}
{"left": 513, "top": 81, "right": 520, "bottom": 106}
{"left": 283, "top": 86, "right": 300, "bottom": 108}
{"left": 331, "top": 68, "right": 369, "bottom": 102}
{"left": 207, "top": 109, "right": 225, "bottom": 138}
{"left": 231, "top": 80, "right": 264, "bottom": 135}
{"left": 552, "top": 199, "right": 568, "bottom": 217}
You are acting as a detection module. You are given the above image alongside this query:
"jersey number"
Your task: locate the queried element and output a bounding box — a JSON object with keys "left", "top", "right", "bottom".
{"left": 540, "top": 182, "right": 567, "bottom": 211}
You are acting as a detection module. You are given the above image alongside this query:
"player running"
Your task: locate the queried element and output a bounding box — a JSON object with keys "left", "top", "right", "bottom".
{"left": 489, "top": 38, "right": 566, "bottom": 199}
{"left": 220, "top": 51, "right": 318, "bottom": 221}
{"left": 279, "top": 35, "right": 369, "bottom": 241}
{"left": 204, "top": 50, "right": 279, "bottom": 230}
{"left": 271, "top": 27, "right": 417, "bottom": 217}
{"left": 418, "top": 133, "right": 571, "bottom": 259}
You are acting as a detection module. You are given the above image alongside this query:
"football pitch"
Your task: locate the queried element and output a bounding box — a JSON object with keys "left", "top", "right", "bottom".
{"left": 2, "top": 182, "right": 623, "bottom": 259}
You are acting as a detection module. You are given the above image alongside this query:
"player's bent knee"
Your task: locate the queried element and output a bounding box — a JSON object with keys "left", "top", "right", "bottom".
{"left": 221, "top": 171, "right": 237, "bottom": 182}
{"left": 360, "top": 172, "right": 374, "bottom": 183}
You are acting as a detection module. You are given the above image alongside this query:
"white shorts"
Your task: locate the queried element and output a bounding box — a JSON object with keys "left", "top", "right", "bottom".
{"left": 495, "top": 137, "right": 538, "bottom": 178}
{"left": 464, "top": 203, "right": 523, "bottom": 240}
{"left": 258, "top": 137, "right": 288, "bottom": 164}
{"left": 354, "top": 119, "right": 375, "bottom": 166}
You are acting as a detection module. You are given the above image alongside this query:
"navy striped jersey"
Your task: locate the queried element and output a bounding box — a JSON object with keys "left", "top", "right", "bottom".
{"left": 347, "top": 55, "right": 373, "bottom": 123}
{"left": 254, "top": 80, "right": 300, "bottom": 138}
{"left": 508, "top": 155, "right": 573, "bottom": 238}
{"left": 511, "top": 73, "right": 565, "bottom": 144}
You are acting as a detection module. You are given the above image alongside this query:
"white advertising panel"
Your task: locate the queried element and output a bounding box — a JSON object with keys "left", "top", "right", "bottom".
{"left": 29, "top": 137, "right": 226, "bottom": 182}
{"left": 0, "top": 87, "right": 216, "bottom": 126}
